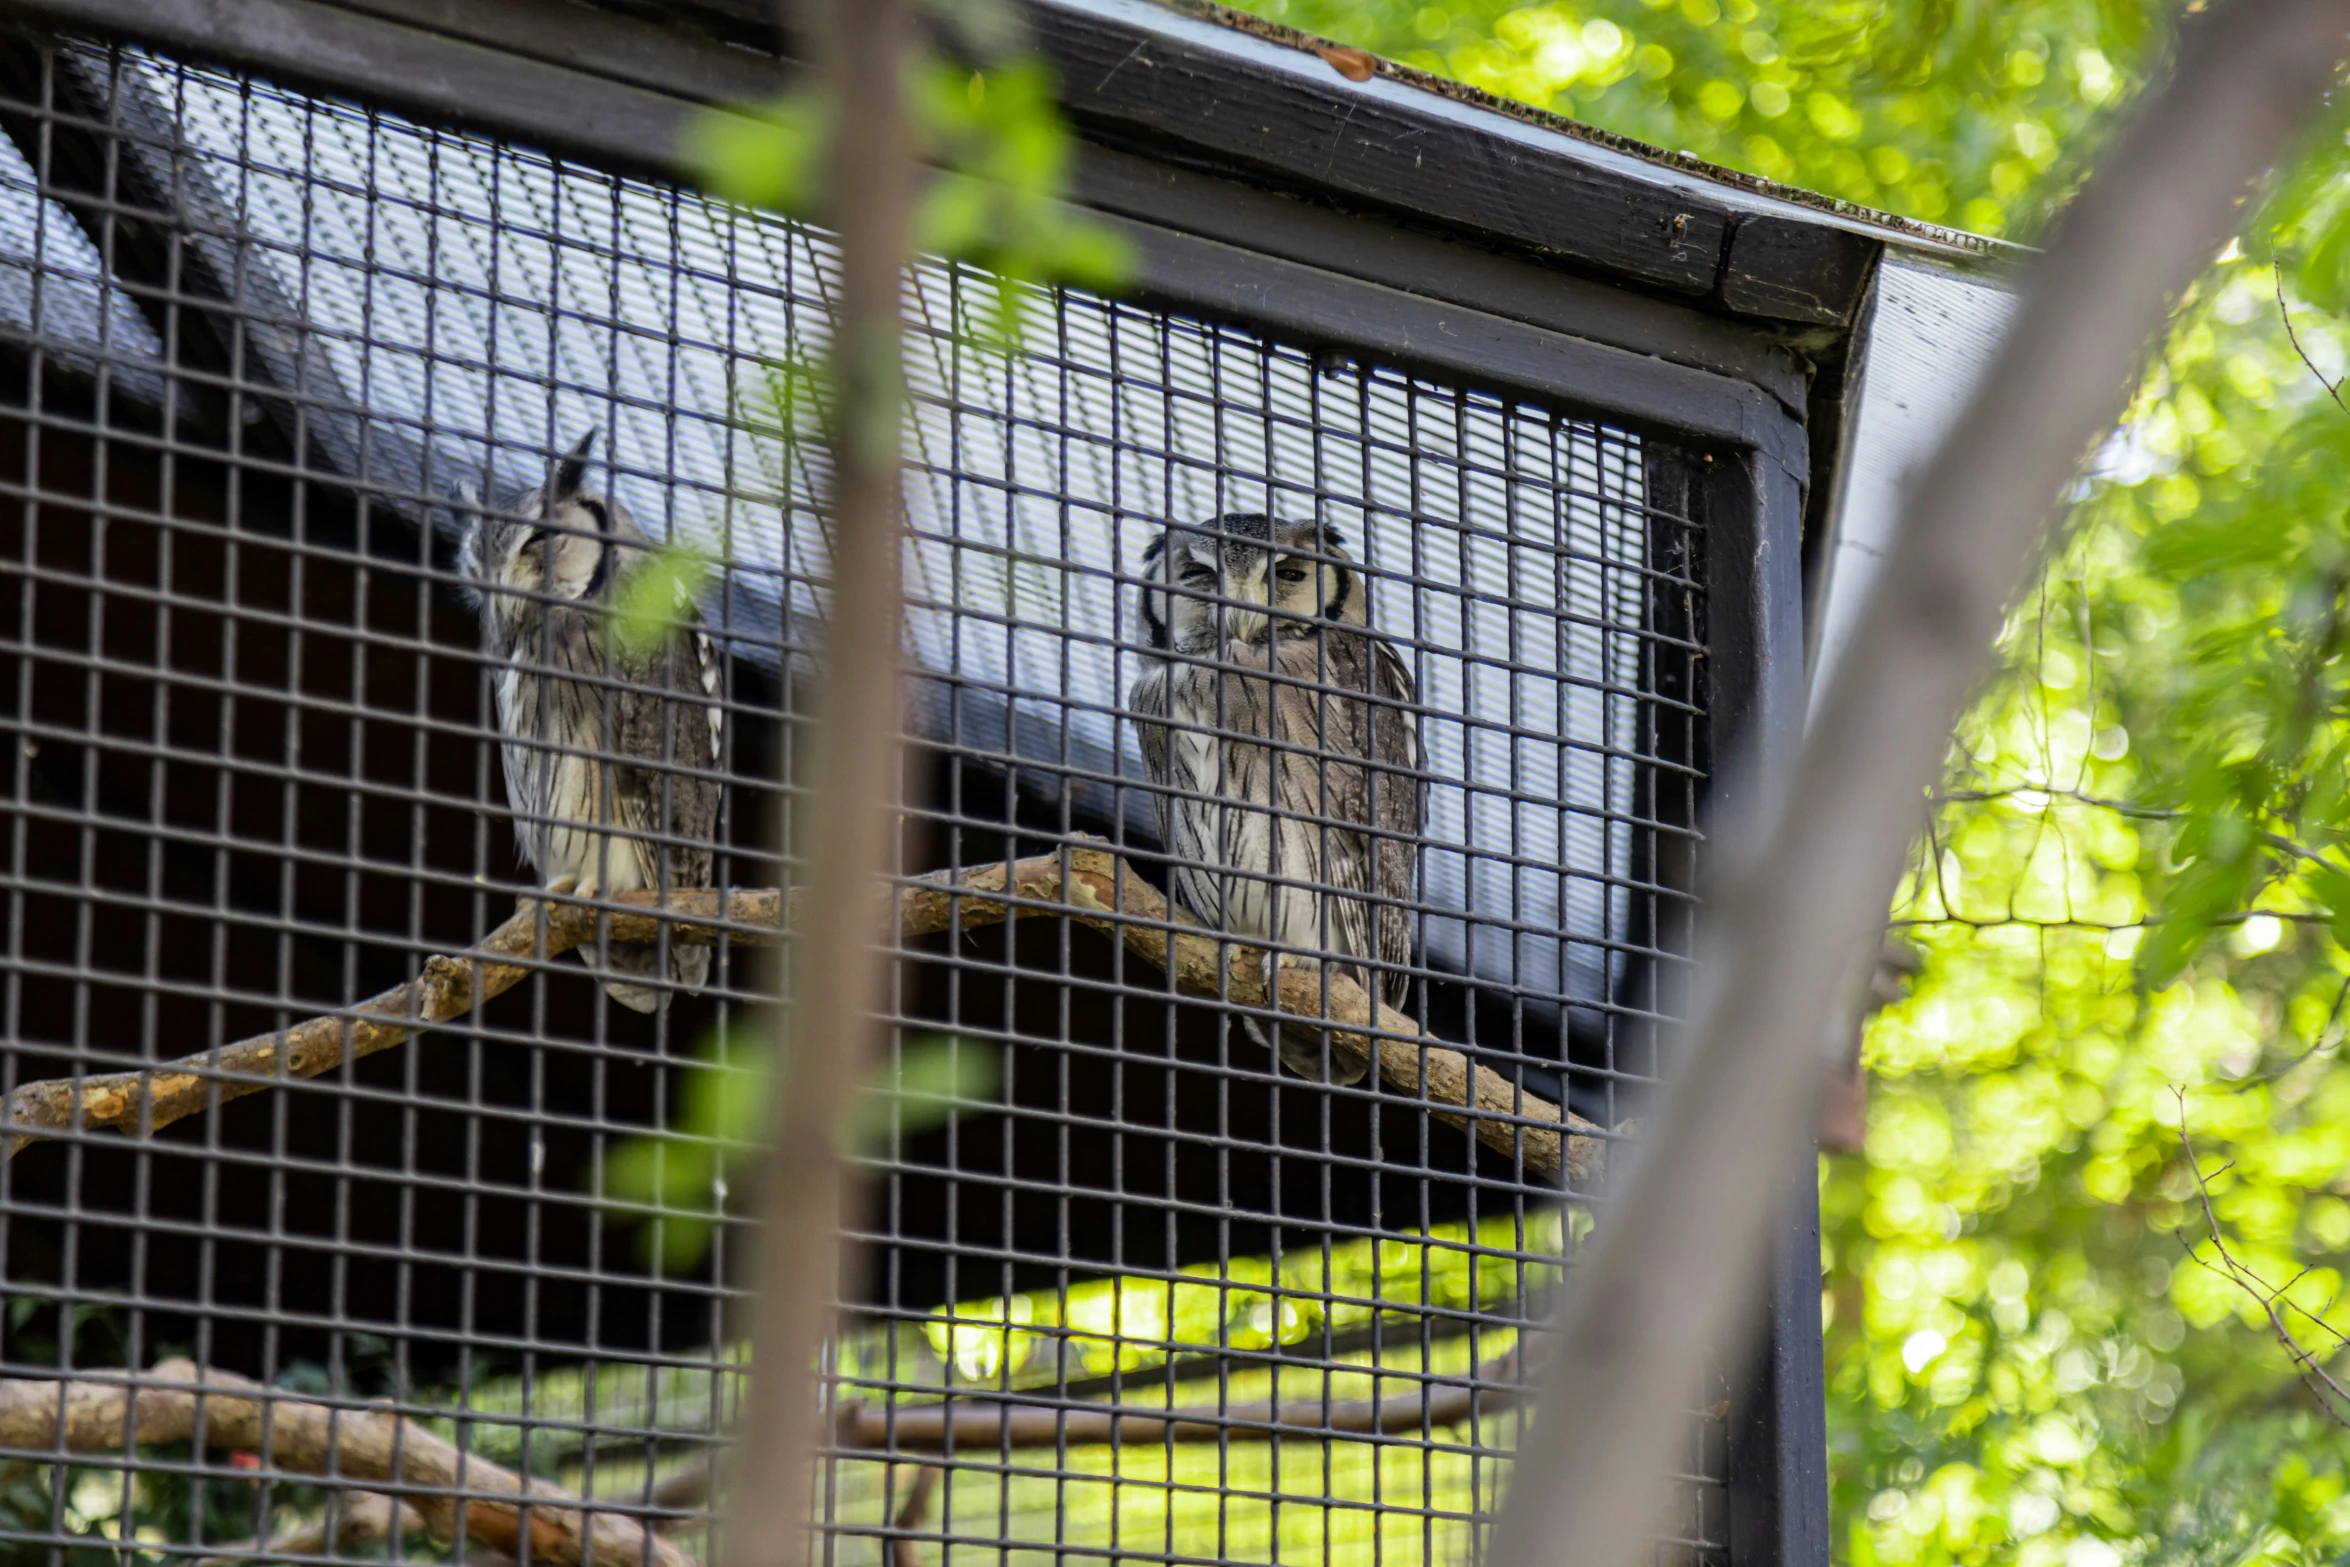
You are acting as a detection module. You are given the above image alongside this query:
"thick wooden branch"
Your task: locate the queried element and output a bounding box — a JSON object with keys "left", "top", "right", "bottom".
{"left": 1, "top": 845, "right": 1611, "bottom": 1183}
{"left": 0, "top": 1360, "right": 685, "bottom": 1567}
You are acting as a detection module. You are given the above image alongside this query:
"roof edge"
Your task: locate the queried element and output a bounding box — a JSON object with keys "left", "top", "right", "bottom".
{"left": 1103, "top": 0, "right": 2030, "bottom": 274}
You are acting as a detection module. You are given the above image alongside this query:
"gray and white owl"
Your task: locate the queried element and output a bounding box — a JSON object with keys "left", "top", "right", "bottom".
{"left": 459, "top": 432, "right": 723, "bottom": 1012}
{"left": 1128, "top": 512, "right": 1425, "bottom": 1082}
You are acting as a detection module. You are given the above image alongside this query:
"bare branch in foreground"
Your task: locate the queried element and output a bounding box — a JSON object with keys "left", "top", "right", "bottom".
{"left": 0, "top": 1360, "right": 686, "bottom": 1567}
{"left": 2, "top": 846, "right": 1611, "bottom": 1183}
{"left": 2174, "top": 1096, "right": 2350, "bottom": 1426}
{"left": 1483, "top": 7, "right": 2350, "bottom": 1567}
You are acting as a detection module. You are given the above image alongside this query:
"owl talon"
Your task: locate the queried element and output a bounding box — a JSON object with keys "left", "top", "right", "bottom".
{"left": 523, "top": 875, "right": 582, "bottom": 917}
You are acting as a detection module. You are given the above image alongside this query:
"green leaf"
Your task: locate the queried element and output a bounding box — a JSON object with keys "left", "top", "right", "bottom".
{"left": 608, "top": 543, "right": 712, "bottom": 659}
{"left": 2136, "top": 838, "right": 2259, "bottom": 992}
{"left": 2295, "top": 201, "right": 2350, "bottom": 315}
{"left": 844, "top": 1034, "right": 1004, "bottom": 1153}
{"left": 594, "top": 1031, "right": 996, "bottom": 1272}
{"left": 680, "top": 1030, "right": 774, "bottom": 1151}
{"left": 1043, "top": 222, "right": 1137, "bottom": 293}
{"left": 681, "top": 89, "right": 831, "bottom": 215}
{"left": 2305, "top": 859, "right": 2350, "bottom": 953}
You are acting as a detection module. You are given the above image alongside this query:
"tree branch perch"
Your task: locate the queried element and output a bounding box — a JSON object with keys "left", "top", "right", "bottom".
{"left": 1, "top": 844, "right": 1612, "bottom": 1183}
{"left": 0, "top": 1359, "right": 685, "bottom": 1567}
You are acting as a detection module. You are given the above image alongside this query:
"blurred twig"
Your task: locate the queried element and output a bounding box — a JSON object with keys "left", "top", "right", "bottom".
{"left": 2275, "top": 259, "right": 2350, "bottom": 417}
{"left": 888, "top": 1465, "right": 939, "bottom": 1567}
{"left": 2175, "top": 1092, "right": 2350, "bottom": 1426}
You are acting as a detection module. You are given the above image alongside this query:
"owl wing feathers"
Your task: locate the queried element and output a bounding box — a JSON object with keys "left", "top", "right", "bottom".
{"left": 1273, "top": 629, "right": 1424, "bottom": 1014}
{"left": 490, "top": 577, "right": 722, "bottom": 1013}
{"left": 1128, "top": 660, "right": 1172, "bottom": 842}
{"left": 1368, "top": 634, "right": 1425, "bottom": 1011}
{"left": 597, "top": 598, "right": 724, "bottom": 1006}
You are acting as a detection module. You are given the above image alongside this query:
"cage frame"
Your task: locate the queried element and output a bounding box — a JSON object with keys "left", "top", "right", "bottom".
{"left": 0, "top": 0, "right": 1925, "bottom": 1560}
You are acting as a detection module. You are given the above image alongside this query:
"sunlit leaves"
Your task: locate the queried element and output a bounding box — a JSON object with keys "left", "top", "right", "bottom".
{"left": 1845, "top": 227, "right": 2350, "bottom": 1556}
{"left": 1233, "top": 0, "right": 2156, "bottom": 235}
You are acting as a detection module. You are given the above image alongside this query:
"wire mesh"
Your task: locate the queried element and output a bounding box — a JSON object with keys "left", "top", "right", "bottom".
{"left": 0, "top": 28, "right": 1722, "bottom": 1567}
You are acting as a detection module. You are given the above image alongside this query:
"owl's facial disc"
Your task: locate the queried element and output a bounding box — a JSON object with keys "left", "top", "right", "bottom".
{"left": 1212, "top": 552, "right": 1272, "bottom": 645}
{"left": 537, "top": 496, "right": 614, "bottom": 600}
{"left": 1268, "top": 553, "right": 1326, "bottom": 630}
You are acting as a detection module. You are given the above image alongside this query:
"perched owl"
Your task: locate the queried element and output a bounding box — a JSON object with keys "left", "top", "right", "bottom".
{"left": 459, "top": 432, "right": 723, "bottom": 1012}
{"left": 1129, "top": 512, "right": 1425, "bottom": 1083}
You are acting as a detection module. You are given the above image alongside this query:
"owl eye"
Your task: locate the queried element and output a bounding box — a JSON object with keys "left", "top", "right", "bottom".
{"left": 1275, "top": 564, "right": 1310, "bottom": 586}
{"left": 1179, "top": 565, "right": 1217, "bottom": 587}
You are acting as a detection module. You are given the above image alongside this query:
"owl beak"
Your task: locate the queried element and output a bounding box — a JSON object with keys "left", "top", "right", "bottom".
{"left": 1223, "top": 572, "right": 1270, "bottom": 645}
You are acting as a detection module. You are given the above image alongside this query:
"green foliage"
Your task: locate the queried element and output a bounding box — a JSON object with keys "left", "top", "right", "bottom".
{"left": 1836, "top": 228, "right": 2350, "bottom": 1562}
{"left": 908, "top": 58, "right": 1136, "bottom": 299}
{"left": 1216, "top": 0, "right": 2350, "bottom": 1560}
{"left": 1832, "top": 68, "right": 2350, "bottom": 1567}
{"left": 1230, "top": 0, "right": 2159, "bottom": 236}
{"left": 675, "top": 9, "right": 1139, "bottom": 620}
{"left": 598, "top": 1032, "right": 1001, "bottom": 1272}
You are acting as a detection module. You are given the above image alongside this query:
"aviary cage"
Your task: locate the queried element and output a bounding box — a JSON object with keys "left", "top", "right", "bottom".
{"left": 0, "top": 3, "right": 2008, "bottom": 1565}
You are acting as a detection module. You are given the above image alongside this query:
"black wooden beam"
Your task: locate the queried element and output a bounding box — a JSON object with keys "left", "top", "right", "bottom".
{"left": 1720, "top": 214, "right": 1875, "bottom": 327}
{"left": 23, "top": 0, "right": 1902, "bottom": 329}
{"left": 1025, "top": 3, "right": 1730, "bottom": 297}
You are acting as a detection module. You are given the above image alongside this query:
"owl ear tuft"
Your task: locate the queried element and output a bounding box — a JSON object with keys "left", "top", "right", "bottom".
{"left": 550, "top": 430, "right": 597, "bottom": 507}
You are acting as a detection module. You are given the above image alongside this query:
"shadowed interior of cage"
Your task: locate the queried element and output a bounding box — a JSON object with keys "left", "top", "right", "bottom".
{"left": 0, "top": 29, "right": 1726, "bottom": 1567}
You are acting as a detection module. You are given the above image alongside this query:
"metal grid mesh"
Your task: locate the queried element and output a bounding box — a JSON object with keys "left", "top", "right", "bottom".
{"left": 0, "top": 31, "right": 1719, "bottom": 1567}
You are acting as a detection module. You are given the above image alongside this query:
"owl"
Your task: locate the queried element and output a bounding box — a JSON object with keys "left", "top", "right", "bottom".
{"left": 1128, "top": 512, "right": 1425, "bottom": 1083}
{"left": 458, "top": 432, "right": 723, "bottom": 1012}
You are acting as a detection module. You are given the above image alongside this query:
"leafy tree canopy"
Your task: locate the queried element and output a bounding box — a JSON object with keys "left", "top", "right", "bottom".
{"left": 1229, "top": 0, "right": 2350, "bottom": 1561}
